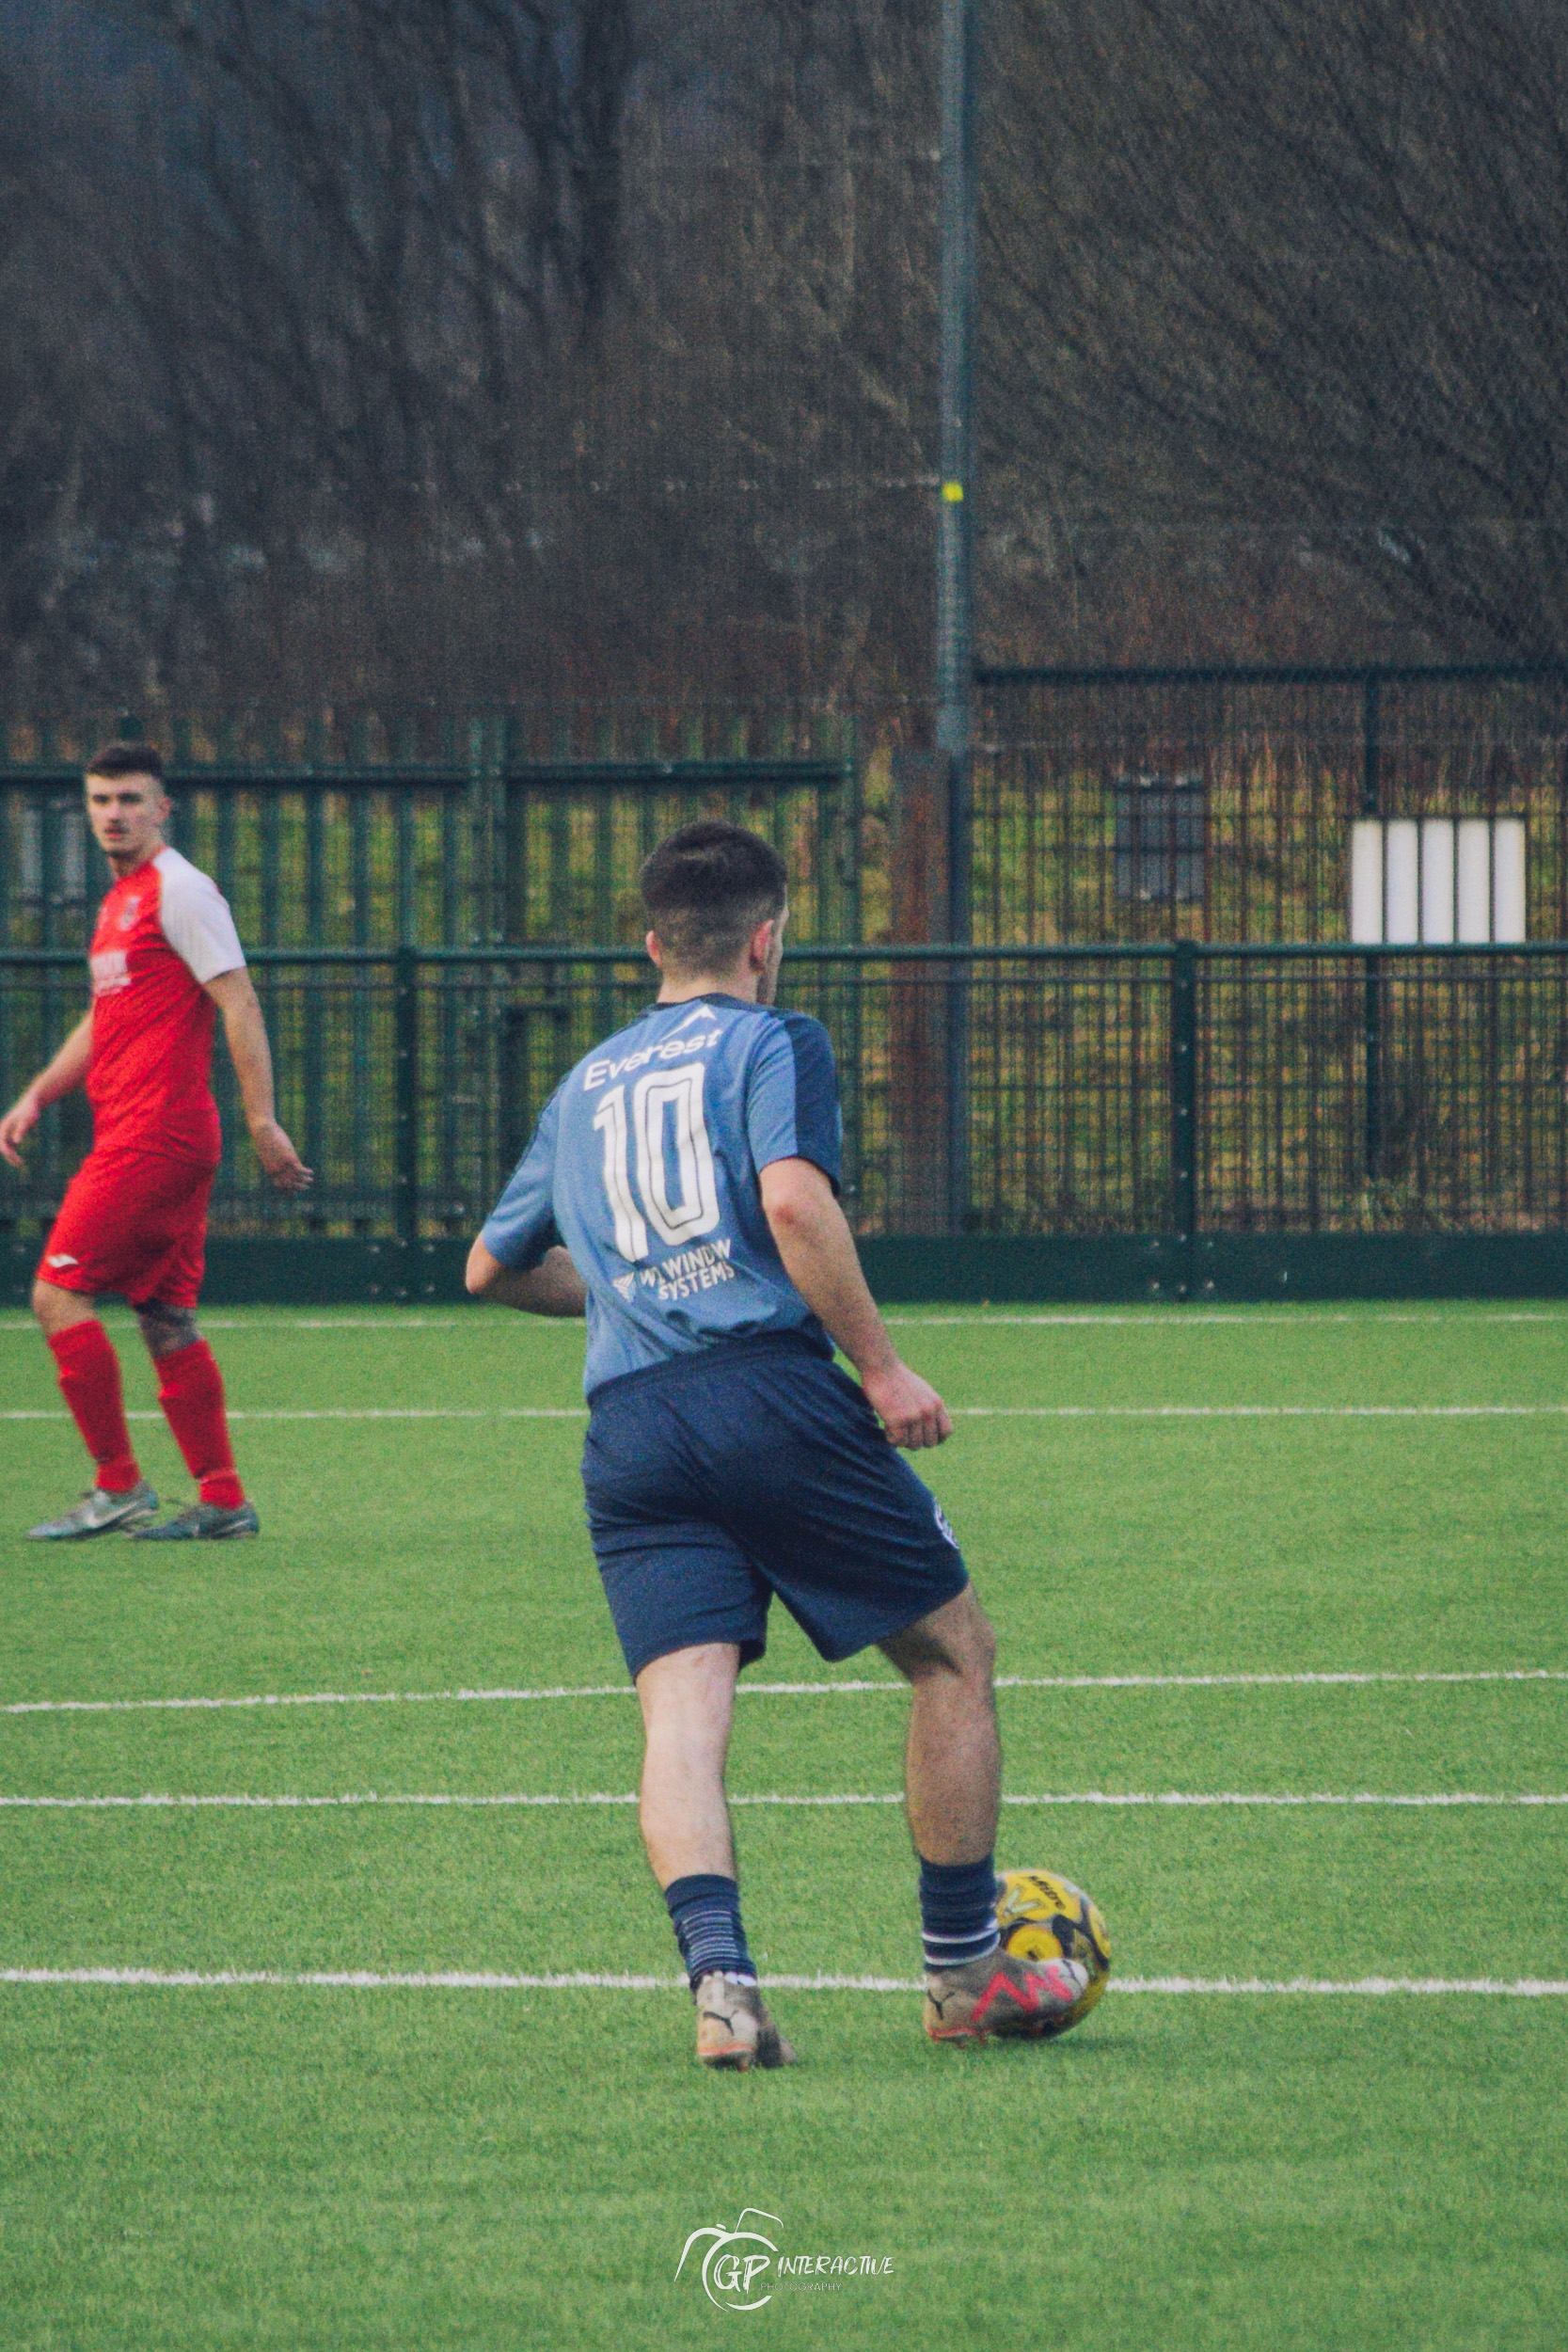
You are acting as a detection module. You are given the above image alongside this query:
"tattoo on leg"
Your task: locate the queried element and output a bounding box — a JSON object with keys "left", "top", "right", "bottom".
{"left": 135, "top": 1302, "right": 199, "bottom": 1359}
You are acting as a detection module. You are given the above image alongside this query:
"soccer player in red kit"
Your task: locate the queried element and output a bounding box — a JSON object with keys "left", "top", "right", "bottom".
{"left": 0, "top": 742, "right": 312, "bottom": 1539}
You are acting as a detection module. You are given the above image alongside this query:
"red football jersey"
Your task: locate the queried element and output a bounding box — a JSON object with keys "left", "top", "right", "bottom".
{"left": 86, "top": 849, "right": 246, "bottom": 1162}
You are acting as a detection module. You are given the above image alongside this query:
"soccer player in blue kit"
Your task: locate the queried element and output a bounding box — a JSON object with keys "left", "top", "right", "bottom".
{"left": 467, "top": 822, "right": 1086, "bottom": 2068}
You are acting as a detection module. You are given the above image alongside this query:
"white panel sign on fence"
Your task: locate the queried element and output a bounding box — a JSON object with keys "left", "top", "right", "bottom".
{"left": 1385, "top": 820, "right": 1420, "bottom": 944}
{"left": 1350, "top": 821, "right": 1385, "bottom": 944}
{"left": 1348, "top": 818, "right": 1526, "bottom": 945}
{"left": 1456, "top": 820, "right": 1493, "bottom": 944}
{"left": 1492, "top": 818, "right": 1527, "bottom": 945}
{"left": 1419, "top": 819, "right": 1455, "bottom": 945}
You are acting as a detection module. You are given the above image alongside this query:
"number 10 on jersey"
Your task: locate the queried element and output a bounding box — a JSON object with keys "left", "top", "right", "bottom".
{"left": 593, "top": 1062, "right": 721, "bottom": 1260}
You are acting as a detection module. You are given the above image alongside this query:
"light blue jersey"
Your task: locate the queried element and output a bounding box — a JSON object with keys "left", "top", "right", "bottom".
{"left": 480, "top": 992, "right": 844, "bottom": 1394}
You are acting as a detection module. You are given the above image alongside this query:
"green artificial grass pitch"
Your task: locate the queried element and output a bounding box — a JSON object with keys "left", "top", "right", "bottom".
{"left": 0, "top": 1301, "right": 1563, "bottom": 2347}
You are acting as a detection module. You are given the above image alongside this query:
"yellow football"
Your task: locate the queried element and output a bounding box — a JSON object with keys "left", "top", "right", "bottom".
{"left": 995, "top": 1867, "right": 1112, "bottom": 2036}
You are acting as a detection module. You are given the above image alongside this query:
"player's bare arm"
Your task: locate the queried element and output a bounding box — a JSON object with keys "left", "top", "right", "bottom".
{"left": 759, "top": 1155, "right": 952, "bottom": 1450}
{"left": 0, "top": 1013, "right": 94, "bottom": 1168}
{"left": 203, "top": 968, "right": 313, "bottom": 1193}
{"left": 466, "top": 1237, "right": 587, "bottom": 1316}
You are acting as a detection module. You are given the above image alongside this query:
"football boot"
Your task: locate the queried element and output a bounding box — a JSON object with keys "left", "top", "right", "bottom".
{"left": 923, "top": 1948, "right": 1089, "bottom": 2043}
{"left": 131, "top": 1500, "right": 261, "bottom": 1541}
{"left": 692, "top": 1974, "right": 798, "bottom": 2071}
{"left": 27, "top": 1481, "right": 159, "bottom": 1540}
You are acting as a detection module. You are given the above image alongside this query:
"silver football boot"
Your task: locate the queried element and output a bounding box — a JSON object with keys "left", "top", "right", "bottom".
{"left": 132, "top": 1500, "right": 260, "bottom": 1541}
{"left": 693, "top": 1975, "right": 798, "bottom": 2070}
{"left": 27, "top": 1481, "right": 160, "bottom": 1540}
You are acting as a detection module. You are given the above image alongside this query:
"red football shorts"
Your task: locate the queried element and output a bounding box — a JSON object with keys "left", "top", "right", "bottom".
{"left": 36, "top": 1148, "right": 216, "bottom": 1309}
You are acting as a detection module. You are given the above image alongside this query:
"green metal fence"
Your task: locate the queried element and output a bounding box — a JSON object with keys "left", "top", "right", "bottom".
{"left": 0, "top": 733, "right": 862, "bottom": 954}
{"left": 3, "top": 946, "right": 1562, "bottom": 1248}
{"left": 4, "top": 671, "right": 1567, "bottom": 1286}
{"left": 11, "top": 663, "right": 1568, "bottom": 957}
{"left": 976, "top": 661, "right": 1568, "bottom": 944}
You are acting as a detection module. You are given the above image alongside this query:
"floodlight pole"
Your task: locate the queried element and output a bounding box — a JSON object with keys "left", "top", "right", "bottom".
{"left": 937, "top": 0, "right": 976, "bottom": 1234}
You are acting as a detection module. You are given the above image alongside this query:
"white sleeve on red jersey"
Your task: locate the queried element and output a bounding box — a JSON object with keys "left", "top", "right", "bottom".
{"left": 153, "top": 848, "right": 247, "bottom": 983}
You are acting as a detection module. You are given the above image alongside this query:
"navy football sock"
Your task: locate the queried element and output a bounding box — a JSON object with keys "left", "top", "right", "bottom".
{"left": 664, "top": 1873, "right": 757, "bottom": 1990}
{"left": 919, "top": 1852, "right": 1001, "bottom": 1973}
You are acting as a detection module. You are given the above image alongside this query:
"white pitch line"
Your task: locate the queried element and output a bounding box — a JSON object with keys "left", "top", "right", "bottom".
{"left": 283, "top": 1320, "right": 473, "bottom": 1331}
{"left": 951, "top": 1404, "right": 1568, "bottom": 1418}
{"left": 1111, "top": 1976, "right": 1568, "bottom": 1995}
{"left": 0, "top": 1407, "right": 588, "bottom": 1422}
{"left": 1, "top": 1311, "right": 1560, "bottom": 1336}
{"left": 886, "top": 1317, "right": 1530, "bottom": 1329}
{"left": 0, "top": 1320, "right": 479, "bottom": 1335}
{"left": 997, "top": 1668, "right": 1568, "bottom": 1692}
{"left": 0, "top": 1791, "right": 638, "bottom": 1810}
{"left": 6, "top": 1402, "right": 1564, "bottom": 1422}
{"left": 218, "top": 1407, "right": 588, "bottom": 1420}
{"left": 0, "top": 1684, "right": 640, "bottom": 1716}
{"left": 0, "top": 1967, "right": 1564, "bottom": 1996}
{"left": 3, "top": 1667, "right": 1563, "bottom": 1718}
{"left": 0, "top": 1788, "right": 1562, "bottom": 1811}
{"left": 995, "top": 1790, "right": 1568, "bottom": 1808}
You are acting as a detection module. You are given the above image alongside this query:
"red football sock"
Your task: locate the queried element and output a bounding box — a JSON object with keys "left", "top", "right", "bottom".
{"left": 156, "top": 1339, "right": 245, "bottom": 1510}
{"left": 48, "top": 1323, "right": 141, "bottom": 1493}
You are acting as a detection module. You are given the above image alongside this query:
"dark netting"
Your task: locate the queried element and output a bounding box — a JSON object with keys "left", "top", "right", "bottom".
{"left": 0, "top": 2, "right": 940, "bottom": 717}
{"left": 3, "top": 4, "right": 1568, "bottom": 1255}
{"left": 3, "top": 1, "right": 1567, "bottom": 703}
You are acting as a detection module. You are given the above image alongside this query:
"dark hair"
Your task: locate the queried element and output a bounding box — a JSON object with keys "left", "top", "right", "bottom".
{"left": 85, "top": 740, "right": 166, "bottom": 785}
{"left": 639, "top": 820, "right": 788, "bottom": 973}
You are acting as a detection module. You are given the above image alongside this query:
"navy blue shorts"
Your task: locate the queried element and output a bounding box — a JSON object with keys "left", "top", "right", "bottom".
{"left": 582, "top": 1335, "right": 969, "bottom": 1679}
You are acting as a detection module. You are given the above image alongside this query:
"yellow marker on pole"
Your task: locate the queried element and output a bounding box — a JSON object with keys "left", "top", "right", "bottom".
{"left": 941, "top": 480, "right": 965, "bottom": 502}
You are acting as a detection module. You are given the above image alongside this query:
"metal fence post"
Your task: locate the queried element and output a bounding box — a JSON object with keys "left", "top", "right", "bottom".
{"left": 944, "top": 771, "right": 973, "bottom": 1238}
{"left": 1361, "top": 674, "right": 1383, "bottom": 1183}
{"left": 1170, "top": 940, "right": 1198, "bottom": 1286}
{"left": 938, "top": 0, "right": 975, "bottom": 1240}
{"left": 890, "top": 753, "right": 952, "bottom": 1232}
{"left": 394, "top": 945, "right": 420, "bottom": 1250}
